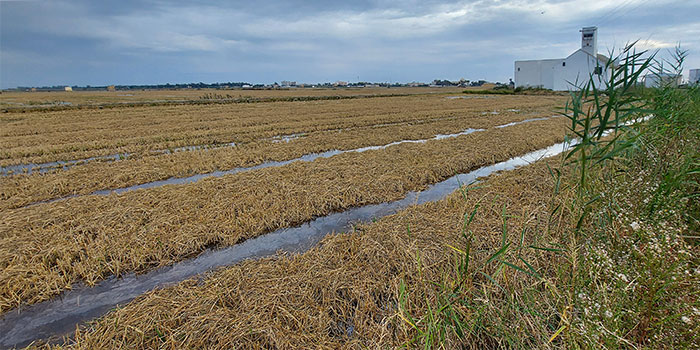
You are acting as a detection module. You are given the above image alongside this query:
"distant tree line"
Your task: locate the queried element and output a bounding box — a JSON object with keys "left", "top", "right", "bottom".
{"left": 10, "top": 82, "right": 253, "bottom": 92}
{"left": 7, "top": 79, "right": 506, "bottom": 92}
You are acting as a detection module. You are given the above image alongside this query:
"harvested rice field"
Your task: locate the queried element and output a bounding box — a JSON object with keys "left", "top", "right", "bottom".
{"left": 30, "top": 157, "right": 571, "bottom": 349}
{"left": 1, "top": 90, "right": 576, "bottom": 348}
{"left": 0, "top": 87, "right": 468, "bottom": 110}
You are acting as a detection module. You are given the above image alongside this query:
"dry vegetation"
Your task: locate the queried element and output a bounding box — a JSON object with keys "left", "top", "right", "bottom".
{"left": 8, "top": 49, "right": 698, "bottom": 349}
{"left": 0, "top": 117, "right": 569, "bottom": 314}
{"left": 1, "top": 109, "right": 559, "bottom": 209}
{"left": 0, "top": 94, "right": 563, "bottom": 167}
{"left": 0, "top": 87, "right": 465, "bottom": 109}
{"left": 39, "top": 154, "right": 570, "bottom": 349}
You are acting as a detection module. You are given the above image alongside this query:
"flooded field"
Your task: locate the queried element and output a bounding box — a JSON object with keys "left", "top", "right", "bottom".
{"left": 0, "top": 141, "right": 573, "bottom": 348}
{"left": 0, "top": 89, "right": 571, "bottom": 348}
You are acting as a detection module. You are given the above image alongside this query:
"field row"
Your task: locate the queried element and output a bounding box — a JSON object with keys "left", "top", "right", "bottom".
{"left": 1, "top": 110, "right": 558, "bottom": 209}
{"left": 0, "top": 87, "right": 464, "bottom": 109}
{"left": 38, "top": 148, "right": 566, "bottom": 348}
{"left": 0, "top": 117, "right": 568, "bottom": 314}
{"left": 0, "top": 94, "right": 565, "bottom": 165}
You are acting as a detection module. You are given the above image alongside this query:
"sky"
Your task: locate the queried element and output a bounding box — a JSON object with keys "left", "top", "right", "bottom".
{"left": 1, "top": 0, "right": 699, "bottom": 88}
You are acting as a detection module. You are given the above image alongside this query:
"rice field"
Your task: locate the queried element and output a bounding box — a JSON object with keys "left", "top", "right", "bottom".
{"left": 39, "top": 157, "right": 571, "bottom": 349}
{"left": 1, "top": 89, "right": 575, "bottom": 347}
{"left": 0, "top": 86, "right": 468, "bottom": 110}
{"left": 2, "top": 39, "right": 696, "bottom": 350}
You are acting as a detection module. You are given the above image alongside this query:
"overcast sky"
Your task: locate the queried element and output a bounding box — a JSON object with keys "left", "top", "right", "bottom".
{"left": 1, "top": 0, "right": 699, "bottom": 88}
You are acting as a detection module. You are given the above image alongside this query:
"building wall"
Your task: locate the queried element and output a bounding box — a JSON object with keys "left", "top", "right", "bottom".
{"left": 515, "top": 50, "right": 608, "bottom": 91}
{"left": 514, "top": 59, "right": 562, "bottom": 89}
{"left": 643, "top": 74, "right": 682, "bottom": 88}
{"left": 552, "top": 50, "right": 609, "bottom": 91}
{"left": 690, "top": 69, "right": 700, "bottom": 85}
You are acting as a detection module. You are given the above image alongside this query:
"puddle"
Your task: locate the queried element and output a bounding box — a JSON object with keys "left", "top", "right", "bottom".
{"left": 0, "top": 140, "right": 574, "bottom": 349}
{"left": 158, "top": 141, "right": 237, "bottom": 154}
{"left": 271, "top": 133, "right": 306, "bottom": 143}
{"left": 1, "top": 141, "right": 238, "bottom": 176}
{"left": 1, "top": 101, "right": 73, "bottom": 108}
{"left": 495, "top": 116, "right": 558, "bottom": 129}
{"left": 0, "top": 153, "right": 127, "bottom": 176}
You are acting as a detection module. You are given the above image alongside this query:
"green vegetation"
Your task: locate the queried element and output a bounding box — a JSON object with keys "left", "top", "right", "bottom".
{"left": 462, "top": 86, "right": 560, "bottom": 95}
{"left": 403, "top": 45, "right": 699, "bottom": 348}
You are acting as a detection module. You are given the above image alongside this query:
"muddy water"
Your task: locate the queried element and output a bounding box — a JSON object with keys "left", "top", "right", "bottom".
{"left": 0, "top": 140, "right": 573, "bottom": 349}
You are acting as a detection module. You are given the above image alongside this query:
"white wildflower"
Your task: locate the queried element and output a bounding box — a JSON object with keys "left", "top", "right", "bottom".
{"left": 681, "top": 316, "right": 691, "bottom": 324}
{"left": 630, "top": 221, "right": 640, "bottom": 230}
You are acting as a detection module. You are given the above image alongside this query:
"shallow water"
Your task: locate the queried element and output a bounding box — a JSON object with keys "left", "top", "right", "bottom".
{"left": 0, "top": 153, "right": 126, "bottom": 176}
{"left": 495, "top": 116, "right": 558, "bottom": 129}
{"left": 0, "top": 140, "right": 573, "bottom": 349}
{"left": 0, "top": 140, "right": 238, "bottom": 176}
{"left": 271, "top": 133, "right": 306, "bottom": 143}
{"left": 1, "top": 113, "right": 547, "bottom": 177}
{"left": 33, "top": 128, "right": 486, "bottom": 205}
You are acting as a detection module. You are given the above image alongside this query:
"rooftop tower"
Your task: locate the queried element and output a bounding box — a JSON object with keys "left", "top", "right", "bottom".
{"left": 581, "top": 26, "right": 598, "bottom": 56}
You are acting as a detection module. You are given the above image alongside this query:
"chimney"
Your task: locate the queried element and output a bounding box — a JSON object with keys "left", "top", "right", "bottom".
{"left": 581, "top": 26, "right": 598, "bottom": 56}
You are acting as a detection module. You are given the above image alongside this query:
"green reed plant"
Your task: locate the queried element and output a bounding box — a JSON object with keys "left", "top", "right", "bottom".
{"left": 399, "top": 42, "right": 698, "bottom": 349}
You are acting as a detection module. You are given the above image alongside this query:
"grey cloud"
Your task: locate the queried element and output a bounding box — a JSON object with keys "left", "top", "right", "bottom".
{"left": 2, "top": 0, "right": 699, "bottom": 88}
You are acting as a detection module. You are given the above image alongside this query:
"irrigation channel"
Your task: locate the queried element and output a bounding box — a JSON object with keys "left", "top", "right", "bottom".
{"left": 25, "top": 116, "right": 559, "bottom": 207}
{"left": 0, "top": 141, "right": 238, "bottom": 176}
{"left": 0, "top": 138, "right": 573, "bottom": 349}
{"left": 0, "top": 111, "right": 475, "bottom": 176}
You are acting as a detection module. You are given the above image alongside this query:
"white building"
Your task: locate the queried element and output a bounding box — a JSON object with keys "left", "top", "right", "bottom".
{"left": 642, "top": 73, "right": 682, "bottom": 88}
{"left": 515, "top": 27, "right": 611, "bottom": 91}
{"left": 689, "top": 69, "right": 700, "bottom": 85}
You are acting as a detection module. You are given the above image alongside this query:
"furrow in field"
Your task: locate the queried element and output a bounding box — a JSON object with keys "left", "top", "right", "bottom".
{"left": 34, "top": 128, "right": 485, "bottom": 206}
{"left": 0, "top": 87, "right": 465, "bottom": 110}
{"left": 0, "top": 95, "right": 565, "bottom": 165}
{"left": 0, "top": 112, "right": 474, "bottom": 176}
{"left": 0, "top": 117, "right": 569, "bottom": 315}
{"left": 52, "top": 120, "right": 657, "bottom": 349}
{"left": 0, "top": 112, "right": 558, "bottom": 209}
{"left": 0, "top": 139, "right": 572, "bottom": 349}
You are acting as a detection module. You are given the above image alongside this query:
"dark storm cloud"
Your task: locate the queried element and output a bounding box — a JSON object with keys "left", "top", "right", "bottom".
{"left": 1, "top": 0, "right": 699, "bottom": 88}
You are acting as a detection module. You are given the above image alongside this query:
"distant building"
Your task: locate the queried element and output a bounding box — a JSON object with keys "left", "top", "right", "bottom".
{"left": 642, "top": 73, "right": 682, "bottom": 88}
{"left": 334, "top": 81, "right": 348, "bottom": 87}
{"left": 107, "top": 85, "right": 116, "bottom": 91}
{"left": 689, "top": 69, "right": 700, "bottom": 85}
{"left": 64, "top": 86, "right": 73, "bottom": 92}
{"left": 280, "top": 81, "right": 297, "bottom": 87}
{"left": 515, "top": 27, "right": 611, "bottom": 91}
